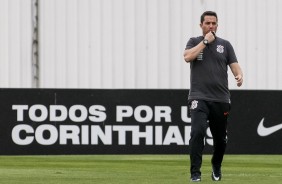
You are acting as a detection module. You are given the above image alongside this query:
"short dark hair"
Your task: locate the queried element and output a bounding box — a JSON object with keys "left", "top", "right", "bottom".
{"left": 200, "top": 11, "right": 218, "bottom": 23}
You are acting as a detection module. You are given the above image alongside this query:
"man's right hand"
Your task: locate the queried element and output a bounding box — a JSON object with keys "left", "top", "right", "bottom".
{"left": 204, "top": 31, "right": 216, "bottom": 44}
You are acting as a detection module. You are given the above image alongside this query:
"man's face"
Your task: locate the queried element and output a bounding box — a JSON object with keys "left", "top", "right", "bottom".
{"left": 200, "top": 16, "right": 218, "bottom": 35}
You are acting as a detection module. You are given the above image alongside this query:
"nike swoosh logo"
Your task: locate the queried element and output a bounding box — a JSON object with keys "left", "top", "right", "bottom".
{"left": 257, "top": 118, "right": 282, "bottom": 136}
{"left": 212, "top": 172, "right": 220, "bottom": 181}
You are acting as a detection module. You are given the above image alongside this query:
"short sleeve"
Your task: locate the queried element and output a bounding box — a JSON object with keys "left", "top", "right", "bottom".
{"left": 226, "top": 41, "right": 238, "bottom": 65}
{"left": 185, "top": 38, "right": 196, "bottom": 50}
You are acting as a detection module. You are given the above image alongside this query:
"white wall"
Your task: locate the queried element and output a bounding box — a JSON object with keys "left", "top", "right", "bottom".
{"left": 0, "top": 0, "right": 32, "bottom": 87}
{"left": 1, "top": 0, "right": 282, "bottom": 89}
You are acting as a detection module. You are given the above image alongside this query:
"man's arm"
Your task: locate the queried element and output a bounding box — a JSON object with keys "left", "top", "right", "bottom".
{"left": 183, "top": 42, "right": 206, "bottom": 63}
{"left": 229, "top": 62, "right": 243, "bottom": 87}
{"left": 183, "top": 31, "right": 215, "bottom": 63}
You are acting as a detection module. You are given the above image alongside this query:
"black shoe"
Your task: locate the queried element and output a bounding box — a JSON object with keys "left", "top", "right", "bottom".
{"left": 191, "top": 174, "right": 201, "bottom": 182}
{"left": 211, "top": 166, "right": 222, "bottom": 181}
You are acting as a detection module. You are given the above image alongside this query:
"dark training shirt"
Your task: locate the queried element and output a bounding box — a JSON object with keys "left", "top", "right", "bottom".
{"left": 185, "top": 36, "right": 238, "bottom": 103}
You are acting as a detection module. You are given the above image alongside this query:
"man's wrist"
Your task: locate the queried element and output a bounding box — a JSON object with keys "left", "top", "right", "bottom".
{"left": 203, "top": 39, "right": 208, "bottom": 46}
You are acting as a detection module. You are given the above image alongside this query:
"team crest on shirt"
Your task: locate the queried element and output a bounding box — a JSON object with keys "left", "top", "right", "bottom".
{"left": 217, "top": 45, "right": 224, "bottom": 53}
{"left": 190, "top": 100, "right": 198, "bottom": 109}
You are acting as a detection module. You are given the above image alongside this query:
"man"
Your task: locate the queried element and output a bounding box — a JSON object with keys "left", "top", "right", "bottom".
{"left": 183, "top": 11, "right": 243, "bottom": 182}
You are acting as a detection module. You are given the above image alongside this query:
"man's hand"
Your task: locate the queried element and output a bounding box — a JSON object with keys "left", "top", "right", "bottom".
{"left": 229, "top": 63, "right": 243, "bottom": 87}
{"left": 235, "top": 74, "right": 243, "bottom": 87}
{"left": 204, "top": 31, "right": 216, "bottom": 44}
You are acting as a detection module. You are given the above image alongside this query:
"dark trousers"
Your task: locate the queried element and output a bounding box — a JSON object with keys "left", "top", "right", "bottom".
{"left": 189, "top": 100, "right": 230, "bottom": 175}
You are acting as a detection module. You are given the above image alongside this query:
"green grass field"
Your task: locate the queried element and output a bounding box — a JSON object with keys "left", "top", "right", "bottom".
{"left": 0, "top": 155, "right": 281, "bottom": 184}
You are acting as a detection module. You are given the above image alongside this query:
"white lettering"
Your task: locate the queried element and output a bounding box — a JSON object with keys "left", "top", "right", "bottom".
{"left": 69, "top": 105, "right": 88, "bottom": 122}
{"left": 12, "top": 105, "right": 28, "bottom": 121}
{"left": 163, "top": 126, "right": 184, "bottom": 145}
{"left": 29, "top": 105, "right": 48, "bottom": 122}
{"left": 89, "top": 105, "right": 107, "bottom": 122}
{"left": 113, "top": 126, "right": 135, "bottom": 145}
{"left": 13, "top": 104, "right": 107, "bottom": 123}
{"left": 155, "top": 106, "right": 171, "bottom": 122}
{"left": 11, "top": 125, "right": 192, "bottom": 146}
{"left": 12, "top": 124, "right": 34, "bottom": 145}
{"left": 50, "top": 105, "right": 68, "bottom": 121}
{"left": 185, "top": 126, "right": 191, "bottom": 145}
{"left": 91, "top": 125, "right": 112, "bottom": 145}
{"left": 116, "top": 106, "right": 133, "bottom": 122}
{"left": 35, "top": 125, "right": 58, "bottom": 145}
{"left": 155, "top": 126, "right": 163, "bottom": 145}
{"left": 81, "top": 125, "right": 89, "bottom": 145}
{"left": 116, "top": 105, "right": 172, "bottom": 123}
{"left": 181, "top": 106, "right": 191, "bottom": 123}
{"left": 60, "top": 125, "right": 80, "bottom": 145}
{"left": 132, "top": 126, "right": 153, "bottom": 145}
{"left": 134, "top": 106, "right": 153, "bottom": 123}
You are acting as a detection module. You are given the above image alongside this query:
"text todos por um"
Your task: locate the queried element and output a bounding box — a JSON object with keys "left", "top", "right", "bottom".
{"left": 12, "top": 104, "right": 191, "bottom": 123}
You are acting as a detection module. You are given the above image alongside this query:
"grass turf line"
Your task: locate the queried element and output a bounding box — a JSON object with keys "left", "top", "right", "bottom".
{"left": 0, "top": 155, "right": 281, "bottom": 184}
